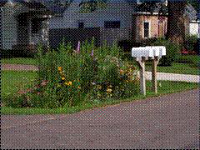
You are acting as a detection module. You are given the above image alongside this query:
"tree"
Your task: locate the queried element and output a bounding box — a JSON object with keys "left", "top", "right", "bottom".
{"left": 79, "top": 0, "right": 107, "bottom": 13}
{"left": 138, "top": 0, "right": 187, "bottom": 45}
{"left": 167, "top": 1, "right": 187, "bottom": 45}
{"left": 187, "top": 0, "right": 199, "bottom": 11}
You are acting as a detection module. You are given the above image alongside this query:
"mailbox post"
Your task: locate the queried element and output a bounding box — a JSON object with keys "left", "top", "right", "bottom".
{"left": 132, "top": 46, "right": 166, "bottom": 96}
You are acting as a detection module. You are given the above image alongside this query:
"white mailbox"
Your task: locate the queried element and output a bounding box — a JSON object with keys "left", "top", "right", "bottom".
{"left": 131, "top": 46, "right": 166, "bottom": 96}
{"left": 146, "top": 46, "right": 166, "bottom": 58}
{"left": 131, "top": 47, "right": 154, "bottom": 60}
{"left": 132, "top": 46, "right": 166, "bottom": 59}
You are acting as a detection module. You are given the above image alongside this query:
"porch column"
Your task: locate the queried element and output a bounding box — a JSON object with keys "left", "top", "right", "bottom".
{"left": 41, "top": 19, "right": 50, "bottom": 48}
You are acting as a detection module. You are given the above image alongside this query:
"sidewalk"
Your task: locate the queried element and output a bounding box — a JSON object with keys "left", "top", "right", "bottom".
{"left": 2, "top": 64, "right": 38, "bottom": 71}
{"left": 146, "top": 71, "right": 199, "bottom": 83}
{"left": 1, "top": 64, "right": 199, "bottom": 83}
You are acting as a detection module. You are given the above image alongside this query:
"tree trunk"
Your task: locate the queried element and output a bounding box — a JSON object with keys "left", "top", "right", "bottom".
{"left": 167, "top": 1, "right": 187, "bottom": 45}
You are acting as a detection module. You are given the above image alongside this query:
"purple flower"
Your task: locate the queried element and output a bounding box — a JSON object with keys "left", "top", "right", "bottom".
{"left": 90, "top": 50, "right": 94, "bottom": 57}
{"left": 75, "top": 41, "right": 81, "bottom": 54}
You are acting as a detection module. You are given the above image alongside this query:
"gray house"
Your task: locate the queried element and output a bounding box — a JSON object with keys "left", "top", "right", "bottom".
{"left": 0, "top": 0, "right": 52, "bottom": 55}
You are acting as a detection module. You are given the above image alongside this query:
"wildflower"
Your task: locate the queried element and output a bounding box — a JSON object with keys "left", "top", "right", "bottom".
{"left": 92, "top": 82, "right": 96, "bottom": 85}
{"left": 41, "top": 80, "right": 48, "bottom": 86}
{"left": 62, "top": 77, "right": 66, "bottom": 80}
{"left": 120, "top": 69, "right": 124, "bottom": 75}
{"left": 106, "top": 88, "right": 112, "bottom": 93}
{"left": 90, "top": 50, "right": 94, "bottom": 57}
{"left": 65, "top": 81, "right": 73, "bottom": 86}
{"left": 57, "top": 84, "right": 61, "bottom": 88}
{"left": 75, "top": 41, "right": 81, "bottom": 54}
{"left": 78, "top": 86, "right": 81, "bottom": 89}
{"left": 58, "top": 67, "right": 62, "bottom": 71}
{"left": 108, "top": 85, "right": 113, "bottom": 88}
{"left": 18, "top": 90, "right": 27, "bottom": 95}
{"left": 97, "top": 85, "right": 102, "bottom": 90}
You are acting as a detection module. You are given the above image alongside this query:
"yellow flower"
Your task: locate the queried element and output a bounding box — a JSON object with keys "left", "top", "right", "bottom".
{"left": 108, "top": 85, "right": 113, "bottom": 88}
{"left": 65, "top": 81, "right": 73, "bottom": 86}
{"left": 62, "top": 77, "right": 66, "bottom": 80}
{"left": 58, "top": 67, "right": 62, "bottom": 71}
{"left": 97, "top": 85, "right": 102, "bottom": 90}
{"left": 106, "top": 88, "right": 112, "bottom": 93}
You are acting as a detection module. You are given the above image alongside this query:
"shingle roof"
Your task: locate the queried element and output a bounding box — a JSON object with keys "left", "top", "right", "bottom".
{"left": 0, "top": 0, "right": 47, "bottom": 9}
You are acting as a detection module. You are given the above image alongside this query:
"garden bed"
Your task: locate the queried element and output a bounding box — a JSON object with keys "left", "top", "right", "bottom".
{"left": 2, "top": 79, "right": 198, "bottom": 115}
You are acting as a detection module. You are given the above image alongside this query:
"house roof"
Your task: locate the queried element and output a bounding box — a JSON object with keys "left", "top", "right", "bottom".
{"left": 0, "top": 0, "right": 53, "bottom": 15}
{"left": 0, "top": 0, "right": 48, "bottom": 9}
{"left": 35, "top": 0, "right": 137, "bottom": 16}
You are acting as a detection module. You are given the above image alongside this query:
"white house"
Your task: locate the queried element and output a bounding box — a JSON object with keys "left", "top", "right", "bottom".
{"left": 48, "top": 0, "right": 168, "bottom": 48}
{"left": 185, "top": 4, "right": 199, "bottom": 36}
{"left": 0, "top": 0, "right": 51, "bottom": 55}
{"left": 49, "top": 0, "right": 136, "bottom": 47}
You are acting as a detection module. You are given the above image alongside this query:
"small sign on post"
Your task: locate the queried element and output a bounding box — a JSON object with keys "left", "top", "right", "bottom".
{"left": 132, "top": 46, "right": 166, "bottom": 96}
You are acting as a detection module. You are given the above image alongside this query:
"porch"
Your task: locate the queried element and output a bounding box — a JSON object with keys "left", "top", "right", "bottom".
{"left": 13, "top": 11, "right": 51, "bottom": 53}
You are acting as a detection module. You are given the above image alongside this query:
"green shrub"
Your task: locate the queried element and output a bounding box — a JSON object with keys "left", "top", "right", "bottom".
{"left": 184, "top": 35, "right": 198, "bottom": 53}
{"left": 9, "top": 41, "right": 140, "bottom": 108}
{"left": 151, "top": 38, "right": 181, "bottom": 66}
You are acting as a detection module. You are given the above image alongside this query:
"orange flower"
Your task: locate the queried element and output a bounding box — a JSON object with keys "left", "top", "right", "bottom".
{"left": 58, "top": 67, "right": 62, "bottom": 71}
{"left": 120, "top": 69, "right": 124, "bottom": 75}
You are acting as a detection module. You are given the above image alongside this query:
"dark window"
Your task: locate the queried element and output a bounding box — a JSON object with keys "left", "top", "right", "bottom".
{"left": 18, "top": 15, "right": 28, "bottom": 26}
{"left": 144, "top": 22, "right": 149, "bottom": 38}
{"left": 32, "top": 19, "right": 41, "bottom": 34}
{"left": 104, "top": 21, "right": 120, "bottom": 29}
{"left": 78, "top": 22, "right": 84, "bottom": 29}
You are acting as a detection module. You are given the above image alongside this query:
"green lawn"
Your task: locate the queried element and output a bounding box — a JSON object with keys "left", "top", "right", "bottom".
{"left": 123, "top": 53, "right": 199, "bottom": 75}
{"left": 1, "top": 71, "right": 198, "bottom": 115}
{"left": 2, "top": 57, "right": 37, "bottom": 65}
{"left": 146, "top": 63, "right": 199, "bottom": 75}
{"left": 1, "top": 71, "right": 38, "bottom": 101}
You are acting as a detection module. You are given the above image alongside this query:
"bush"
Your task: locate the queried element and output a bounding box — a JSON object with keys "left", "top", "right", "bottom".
{"left": 9, "top": 41, "right": 140, "bottom": 108}
{"left": 184, "top": 35, "right": 198, "bottom": 53}
{"left": 150, "top": 38, "right": 181, "bottom": 66}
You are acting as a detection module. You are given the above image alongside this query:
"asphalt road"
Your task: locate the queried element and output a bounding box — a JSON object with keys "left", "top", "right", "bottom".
{"left": 1, "top": 89, "right": 199, "bottom": 149}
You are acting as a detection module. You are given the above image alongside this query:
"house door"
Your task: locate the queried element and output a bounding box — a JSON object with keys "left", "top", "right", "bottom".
{"left": 17, "top": 15, "right": 29, "bottom": 45}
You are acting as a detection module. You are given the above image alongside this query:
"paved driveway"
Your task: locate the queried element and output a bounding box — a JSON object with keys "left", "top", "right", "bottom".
{"left": 1, "top": 89, "right": 199, "bottom": 149}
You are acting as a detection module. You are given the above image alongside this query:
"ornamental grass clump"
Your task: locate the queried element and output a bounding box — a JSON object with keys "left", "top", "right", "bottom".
{"left": 9, "top": 40, "right": 139, "bottom": 108}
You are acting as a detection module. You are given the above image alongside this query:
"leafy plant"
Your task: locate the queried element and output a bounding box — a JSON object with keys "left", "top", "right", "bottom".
{"left": 151, "top": 38, "right": 181, "bottom": 66}
{"left": 8, "top": 40, "right": 139, "bottom": 108}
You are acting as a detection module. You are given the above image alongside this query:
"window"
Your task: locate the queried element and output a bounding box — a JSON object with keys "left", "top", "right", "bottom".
{"left": 104, "top": 21, "right": 120, "bottom": 29}
{"left": 144, "top": 22, "right": 149, "bottom": 38}
{"left": 32, "top": 19, "right": 41, "bottom": 34}
{"left": 78, "top": 22, "right": 84, "bottom": 29}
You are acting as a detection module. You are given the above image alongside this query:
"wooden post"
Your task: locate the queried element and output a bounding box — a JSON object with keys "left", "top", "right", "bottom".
{"left": 137, "top": 57, "right": 146, "bottom": 96}
{"left": 152, "top": 56, "right": 159, "bottom": 94}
